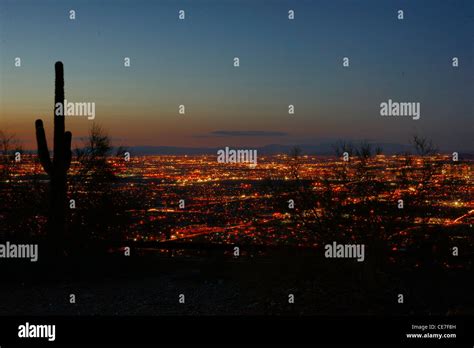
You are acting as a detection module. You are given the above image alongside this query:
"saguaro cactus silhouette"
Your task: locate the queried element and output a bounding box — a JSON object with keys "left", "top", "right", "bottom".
{"left": 35, "top": 61, "right": 72, "bottom": 247}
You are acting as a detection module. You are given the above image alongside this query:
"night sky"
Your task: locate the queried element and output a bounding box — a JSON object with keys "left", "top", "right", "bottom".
{"left": 0, "top": 0, "right": 473, "bottom": 151}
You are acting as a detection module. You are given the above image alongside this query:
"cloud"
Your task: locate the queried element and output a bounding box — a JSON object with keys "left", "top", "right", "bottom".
{"left": 72, "top": 136, "right": 126, "bottom": 142}
{"left": 210, "top": 130, "right": 288, "bottom": 137}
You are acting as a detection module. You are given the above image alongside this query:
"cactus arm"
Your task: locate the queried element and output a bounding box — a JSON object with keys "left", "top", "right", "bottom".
{"left": 64, "top": 131, "right": 72, "bottom": 171}
{"left": 35, "top": 119, "right": 52, "bottom": 175}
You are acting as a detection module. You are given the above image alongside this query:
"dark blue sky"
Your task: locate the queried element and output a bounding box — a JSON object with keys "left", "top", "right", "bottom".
{"left": 1, "top": 0, "right": 473, "bottom": 151}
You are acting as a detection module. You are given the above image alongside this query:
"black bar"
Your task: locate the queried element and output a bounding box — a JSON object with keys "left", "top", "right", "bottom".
{"left": 0, "top": 316, "right": 472, "bottom": 345}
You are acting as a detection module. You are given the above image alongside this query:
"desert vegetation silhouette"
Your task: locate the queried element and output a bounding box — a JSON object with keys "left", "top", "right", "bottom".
{"left": 35, "top": 62, "right": 72, "bottom": 253}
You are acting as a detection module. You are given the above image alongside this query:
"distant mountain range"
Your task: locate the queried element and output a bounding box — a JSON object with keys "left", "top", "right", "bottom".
{"left": 21, "top": 142, "right": 473, "bottom": 157}
{"left": 125, "top": 143, "right": 473, "bottom": 156}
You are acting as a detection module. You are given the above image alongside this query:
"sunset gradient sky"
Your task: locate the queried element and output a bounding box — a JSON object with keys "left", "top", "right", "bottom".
{"left": 0, "top": 0, "right": 473, "bottom": 151}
